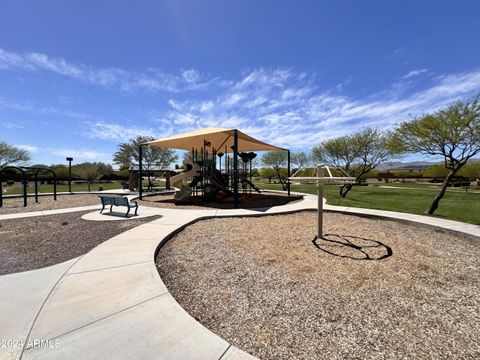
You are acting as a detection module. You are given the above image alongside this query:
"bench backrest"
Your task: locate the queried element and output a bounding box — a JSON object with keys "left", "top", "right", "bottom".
{"left": 99, "top": 196, "right": 116, "bottom": 205}
{"left": 113, "top": 197, "right": 130, "bottom": 206}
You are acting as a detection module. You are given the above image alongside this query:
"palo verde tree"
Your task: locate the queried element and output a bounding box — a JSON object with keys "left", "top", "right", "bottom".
{"left": 423, "top": 164, "right": 450, "bottom": 179}
{"left": 459, "top": 160, "right": 480, "bottom": 185}
{"left": 291, "top": 151, "right": 311, "bottom": 172}
{"left": 75, "top": 162, "right": 113, "bottom": 191}
{"left": 312, "top": 128, "right": 393, "bottom": 197}
{"left": 0, "top": 141, "right": 31, "bottom": 168}
{"left": 258, "top": 167, "right": 277, "bottom": 183}
{"left": 113, "top": 136, "right": 178, "bottom": 190}
{"left": 261, "top": 150, "right": 289, "bottom": 190}
{"left": 391, "top": 95, "right": 480, "bottom": 214}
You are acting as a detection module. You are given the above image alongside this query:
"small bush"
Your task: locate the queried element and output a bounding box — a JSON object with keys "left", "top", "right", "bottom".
{"left": 452, "top": 180, "right": 470, "bottom": 187}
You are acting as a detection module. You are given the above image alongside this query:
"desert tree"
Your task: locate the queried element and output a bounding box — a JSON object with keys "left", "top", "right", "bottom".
{"left": 75, "top": 162, "right": 113, "bottom": 191}
{"left": 0, "top": 141, "right": 31, "bottom": 168}
{"left": 312, "top": 128, "right": 393, "bottom": 197}
{"left": 113, "top": 136, "right": 178, "bottom": 190}
{"left": 390, "top": 95, "right": 480, "bottom": 214}
{"left": 423, "top": 164, "right": 450, "bottom": 179}
{"left": 258, "top": 167, "right": 277, "bottom": 183}
{"left": 261, "top": 150, "right": 289, "bottom": 190}
{"left": 459, "top": 160, "right": 480, "bottom": 185}
{"left": 291, "top": 151, "right": 311, "bottom": 172}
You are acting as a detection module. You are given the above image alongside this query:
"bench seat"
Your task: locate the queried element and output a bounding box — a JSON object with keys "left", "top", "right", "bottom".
{"left": 99, "top": 195, "right": 138, "bottom": 217}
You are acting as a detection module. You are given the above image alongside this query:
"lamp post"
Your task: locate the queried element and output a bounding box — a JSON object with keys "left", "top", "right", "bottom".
{"left": 66, "top": 157, "right": 73, "bottom": 193}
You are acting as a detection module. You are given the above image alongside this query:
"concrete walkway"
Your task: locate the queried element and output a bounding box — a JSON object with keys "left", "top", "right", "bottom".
{"left": 1, "top": 193, "right": 479, "bottom": 359}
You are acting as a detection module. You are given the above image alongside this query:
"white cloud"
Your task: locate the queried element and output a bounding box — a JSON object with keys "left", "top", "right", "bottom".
{"left": 1, "top": 121, "right": 24, "bottom": 129}
{"left": 403, "top": 68, "right": 429, "bottom": 79}
{"left": 2, "top": 51, "right": 480, "bottom": 153}
{"left": 182, "top": 69, "right": 200, "bottom": 83}
{"left": 49, "top": 148, "right": 110, "bottom": 162}
{"left": 152, "top": 68, "right": 480, "bottom": 149}
{"left": 0, "top": 97, "right": 101, "bottom": 121}
{"left": 17, "top": 144, "right": 38, "bottom": 152}
{"left": 199, "top": 101, "right": 214, "bottom": 113}
{"left": 0, "top": 48, "right": 212, "bottom": 93}
{"left": 85, "top": 122, "right": 157, "bottom": 141}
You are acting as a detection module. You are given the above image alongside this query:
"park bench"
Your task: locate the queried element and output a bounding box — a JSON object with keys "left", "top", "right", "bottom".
{"left": 99, "top": 195, "right": 138, "bottom": 217}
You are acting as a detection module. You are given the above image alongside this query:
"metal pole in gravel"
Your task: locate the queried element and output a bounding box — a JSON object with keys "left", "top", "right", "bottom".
{"left": 139, "top": 145, "right": 143, "bottom": 200}
{"left": 317, "top": 165, "right": 324, "bottom": 239}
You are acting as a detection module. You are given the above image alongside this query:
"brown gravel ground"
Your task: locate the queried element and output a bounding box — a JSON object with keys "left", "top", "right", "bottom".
{"left": 0, "top": 211, "right": 160, "bottom": 274}
{"left": 0, "top": 194, "right": 101, "bottom": 214}
{"left": 157, "top": 212, "right": 480, "bottom": 360}
{"left": 138, "top": 192, "right": 302, "bottom": 210}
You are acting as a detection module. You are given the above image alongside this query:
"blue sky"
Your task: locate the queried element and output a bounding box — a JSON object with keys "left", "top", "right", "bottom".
{"left": 1, "top": 0, "right": 480, "bottom": 165}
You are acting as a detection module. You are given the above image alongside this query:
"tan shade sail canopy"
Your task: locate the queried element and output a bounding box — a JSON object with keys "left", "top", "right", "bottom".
{"left": 144, "top": 127, "right": 286, "bottom": 152}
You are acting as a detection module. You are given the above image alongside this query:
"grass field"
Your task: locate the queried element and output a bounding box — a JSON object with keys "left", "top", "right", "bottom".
{"left": 257, "top": 181, "right": 480, "bottom": 225}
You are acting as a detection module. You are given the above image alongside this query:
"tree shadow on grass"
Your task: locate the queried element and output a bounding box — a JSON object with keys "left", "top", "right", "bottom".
{"left": 312, "top": 234, "right": 392, "bottom": 260}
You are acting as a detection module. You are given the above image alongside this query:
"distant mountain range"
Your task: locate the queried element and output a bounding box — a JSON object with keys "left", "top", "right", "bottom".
{"left": 376, "top": 161, "right": 438, "bottom": 171}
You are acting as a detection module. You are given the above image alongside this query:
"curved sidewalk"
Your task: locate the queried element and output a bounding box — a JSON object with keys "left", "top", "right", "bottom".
{"left": 1, "top": 194, "right": 479, "bottom": 359}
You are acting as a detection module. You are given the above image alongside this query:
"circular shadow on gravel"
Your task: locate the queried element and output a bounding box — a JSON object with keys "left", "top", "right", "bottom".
{"left": 313, "top": 234, "right": 393, "bottom": 260}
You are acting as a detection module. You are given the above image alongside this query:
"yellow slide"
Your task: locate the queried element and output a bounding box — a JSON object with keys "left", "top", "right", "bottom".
{"left": 171, "top": 159, "right": 200, "bottom": 200}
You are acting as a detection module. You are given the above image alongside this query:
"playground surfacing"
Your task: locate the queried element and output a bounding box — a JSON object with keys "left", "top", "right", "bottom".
{"left": 157, "top": 211, "right": 480, "bottom": 360}
{"left": 0, "top": 194, "right": 101, "bottom": 214}
{"left": 138, "top": 191, "right": 302, "bottom": 209}
{"left": 0, "top": 211, "right": 160, "bottom": 274}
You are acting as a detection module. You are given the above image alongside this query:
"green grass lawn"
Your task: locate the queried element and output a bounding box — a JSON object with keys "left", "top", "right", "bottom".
{"left": 257, "top": 181, "right": 480, "bottom": 225}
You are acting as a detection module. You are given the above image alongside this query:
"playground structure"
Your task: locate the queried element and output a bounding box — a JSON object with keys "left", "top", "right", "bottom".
{"left": 289, "top": 164, "right": 355, "bottom": 239}
{"left": 0, "top": 166, "right": 57, "bottom": 207}
{"left": 140, "top": 127, "right": 291, "bottom": 208}
{"left": 170, "top": 150, "right": 262, "bottom": 202}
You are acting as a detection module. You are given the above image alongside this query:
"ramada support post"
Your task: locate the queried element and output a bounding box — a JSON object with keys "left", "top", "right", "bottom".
{"left": 287, "top": 150, "right": 291, "bottom": 196}
{"left": 233, "top": 129, "right": 239, "bottom": 208}
{"left": 22, "top": 171, "right": 27, "bottom": 207}
{"left": 139, "top": 144, "right": 143, "bottom": 200}
{"left": 34, "top": 172, "right": 39, "bottom": 203}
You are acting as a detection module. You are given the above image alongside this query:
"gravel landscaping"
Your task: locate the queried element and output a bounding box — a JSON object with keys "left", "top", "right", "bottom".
{"left": 0, "top": 194, "right": 101, "bottom": 214}
{"left": 0, "top": 211, "right": 160, "bottom": 274}
{"left": 157, "top": 212, "right": 480, "bottom": 360}
{"left": 138, "top": 192, "right": 302, "bottom": 209}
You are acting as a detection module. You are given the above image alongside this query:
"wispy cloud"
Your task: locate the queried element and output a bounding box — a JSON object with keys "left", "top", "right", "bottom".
{"left": 3, "top": 49, "right": 480, "bottom": 152}
{"left": 50, "top": 148, "right": 109, "bottom": 162}
{"left": 0, "top": 97, "right": 99, "bottom": 121}
{"left": 403, "top": 68, "right": 429, "bottom": 79}
{"left": 0, "top": 48, "right": 213, "bottom": 93}
{"left": 17, "top": 144, "right": 38, "bottom": 152}
{"left": 1, "top": 121, "right": 24, "bottom": 129}
{"left": 85, "top": 122, "right": 157, "bottom": 141}
{"left": 151, "top": 68, "right": 480, "bottom": 149}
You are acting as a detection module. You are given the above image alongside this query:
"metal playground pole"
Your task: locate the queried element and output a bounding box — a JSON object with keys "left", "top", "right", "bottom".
{"left": 289, "top": 164, "right": 355, "bottom": 240}
{"left": 317, "top": 165, "right": 324, "bottom": 239}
